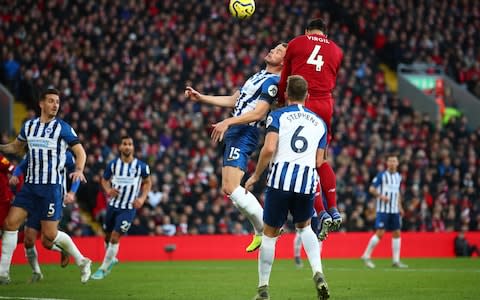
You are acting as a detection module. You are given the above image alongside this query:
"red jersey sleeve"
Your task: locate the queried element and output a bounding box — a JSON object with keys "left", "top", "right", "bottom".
{"left": 0, "top": 156, "right": 14, "bottom": 173}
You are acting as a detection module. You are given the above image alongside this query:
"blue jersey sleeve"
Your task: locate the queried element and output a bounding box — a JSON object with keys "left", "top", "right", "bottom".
{"left": 265, "top": 110, "right": 280, "bottom": 133}
{"left": 13, "top": 158, "right": 28, "bottom": 177}
{"left": 140, "top": 162, "right": 151, "bottom": 178}
{"left": 258, "top": 77, "right": 280, "bottom": 104}
{"left": 317, "top": 120, "right": 328, "bottom": 149}
{"left": 103, "top": 160, "right": 115, "bottom": 180}
{"left": 371, "top": 172, "right": 383, "bottom": 188}
{"left": 59, "top": 120, "right": 80, "bottom": 146}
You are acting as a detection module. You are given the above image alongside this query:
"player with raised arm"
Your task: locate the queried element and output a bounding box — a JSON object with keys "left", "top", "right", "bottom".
{"left": 361, "top": 153, "right": 408, "bottom": 269}
{"left": 184, "top": 43, "right": 287, "bottom": 252}
{"left": 0, "top": 88, "right": 91, "bottom": 284}
{"left": 91, "top": 135, "right": 152, "bottom": 280}
{"left": 278, "top": 18, "right": 344, "bottom": 240}
{"left": 246, "top": 75, "right": 330, "bottom": 300}
{"left": 9, "top": 150, "right": 79, "bottom": 282}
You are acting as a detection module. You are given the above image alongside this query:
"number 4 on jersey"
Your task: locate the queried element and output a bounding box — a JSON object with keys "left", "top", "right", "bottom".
{"left": 307, "top": 45, "right": 324, "bottom": 72}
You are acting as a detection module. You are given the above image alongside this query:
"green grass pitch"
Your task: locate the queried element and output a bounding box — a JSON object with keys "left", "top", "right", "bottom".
{"left": 0, "top": 258, "right": 478, "bottom": 299}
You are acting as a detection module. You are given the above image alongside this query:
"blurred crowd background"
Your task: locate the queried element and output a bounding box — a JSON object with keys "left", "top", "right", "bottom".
{"left": 1, "top": 0, "right": 479, "bottom": 237}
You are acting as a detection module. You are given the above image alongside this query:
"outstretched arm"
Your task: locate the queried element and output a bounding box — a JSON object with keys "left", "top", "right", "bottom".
{"left": 0, "top": 139, "right": 26, "bottom": 156}
{"left": 185, "top": 86, "right": 239, "bottom": 108}
{"left": 211, "top": 100, "right": 270, "bottom": 143}
{"left": 245, "top": 131, "right": 279, "bottom": 192}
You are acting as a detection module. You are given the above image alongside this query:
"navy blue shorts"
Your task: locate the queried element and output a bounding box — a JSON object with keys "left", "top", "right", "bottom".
{"left": 263, "top": 187, "right": 314, "bottom": 228}
{"left": 13, "top": 183, "right": 63, "bottom": 228}
{"left": 104, "top": 206, "right": 136, "bottom": 234}
{"left": 375, "top": 212, "right": 401, "bottom": 231}
{"left": 222, "top": 125, "right": 259, "bottom": 172}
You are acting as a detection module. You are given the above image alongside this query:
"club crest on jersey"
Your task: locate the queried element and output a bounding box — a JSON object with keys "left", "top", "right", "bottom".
{"left": 267, "top": 85, "right": 278, "bottom": 97}
{"left": 45, "top": 127, "right": 52, "bottom": 135}
{"left": 129, "top": 167, "right": 137, "bottom": 176}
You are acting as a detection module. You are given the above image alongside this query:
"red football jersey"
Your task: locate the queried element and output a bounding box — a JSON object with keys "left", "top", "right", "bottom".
{"left": 0, "top": 155, "right": 14, "bottom": 203}
{"left": 278, "top": 33, "right": 343, "bottom": 105}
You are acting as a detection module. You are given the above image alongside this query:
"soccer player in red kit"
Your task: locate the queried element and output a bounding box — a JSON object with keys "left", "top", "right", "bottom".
{"left": 0, "top": 155, "right": 15, "bottom": 231}
{"left": 278, "top": 18, "right": 343, "bottom": 240}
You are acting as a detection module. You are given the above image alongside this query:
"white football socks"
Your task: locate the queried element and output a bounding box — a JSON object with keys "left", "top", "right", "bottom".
{"left": 392, "top": 237, "right": 401, "bottom": 263}
{"left": 100, "top": 242, "right": 119, "bottom": 270}
{"left": 363, "top": 234, "right": 380, "bottom": 259}
{"left": 258, "top": 235, "right": 277, "bottom": 287}
{"left": 53, "top": 231, "right": 85, "bottom": 265}
{"left": 297, "top": 226, "right": 322, "bottom": 275}
{"left": 0, "top": 230, "right": 18, "bottom": 276}
{"left": 25, "top": 246, "right": 41, "bottom": 274}
{"left": 230, "top": 186, "right": 264, "bottom": 235}
{"left": 293, "top": 232, "right": 302, "bottom": 258}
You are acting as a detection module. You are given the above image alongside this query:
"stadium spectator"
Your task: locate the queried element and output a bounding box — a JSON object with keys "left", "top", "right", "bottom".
{"left": 454, "top": 227, "right": 480, "bottom": 257}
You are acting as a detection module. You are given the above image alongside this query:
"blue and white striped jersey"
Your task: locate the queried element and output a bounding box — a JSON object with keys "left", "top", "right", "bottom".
{"left": 17, "top": 118, "right": 79, "bottom": 185}
{"left": 15, "top": 151, "right": 75, "bottom": 195}
{"left": 233, "top": 69, "right": 280, "bottom": 127}
{"left": 371, "top": 171, "right": 402, "bottom": 213}
{"left": 104, "top": 157, "right": 150, "bottom": 209}
{"left": 265, "top": 104, "right": 327, "bottom": 194}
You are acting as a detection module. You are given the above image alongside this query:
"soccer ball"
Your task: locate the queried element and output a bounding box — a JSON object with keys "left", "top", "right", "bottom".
{"left": 229, "top": 0, "right": 255, "bottom": 19}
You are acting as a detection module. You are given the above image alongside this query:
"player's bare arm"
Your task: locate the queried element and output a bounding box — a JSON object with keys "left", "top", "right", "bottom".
{"left": 69, "top": 144, "right": 87, "bottom": 183}
{"left": 211, "top": 100, "right": 270, "bottom": 143}
{"left": 185, "top": 86, "right": 239, "bottom": 108}
{"left": 245, "top": 131, "right": 279, "bottom": 192}
{"left": 0, "top": 139, "right": 26, "bottom": 155}
{"left": 369, "top": 185, "right": 389, "bottom": 202}
{"left": 101, "top": 177, "right": 120, "bottom": 198}
{"left": 133, "top": 176, "right": 152, "bottom": 209}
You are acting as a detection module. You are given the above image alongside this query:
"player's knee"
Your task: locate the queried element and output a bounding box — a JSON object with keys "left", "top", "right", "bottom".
{"left": 24, "top": 236, "right": 36, "bottom": 248}
{"left": 4, "top": 217, "right": 21, "bottom": 231}
{"left": 221, "top": 182, "right": 236, "bottom": 196}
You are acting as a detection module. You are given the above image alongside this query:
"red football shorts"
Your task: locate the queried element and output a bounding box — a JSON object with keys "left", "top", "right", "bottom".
{"left": 305, "top": 98, "right": 333, "bottom": 144}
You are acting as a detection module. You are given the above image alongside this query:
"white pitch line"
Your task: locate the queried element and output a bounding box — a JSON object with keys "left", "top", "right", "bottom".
{"left": 327, "top": 267, "right": 480, "bottom": 273}
{"left": 0, "top": 297, "right": 72, "bottom": 300}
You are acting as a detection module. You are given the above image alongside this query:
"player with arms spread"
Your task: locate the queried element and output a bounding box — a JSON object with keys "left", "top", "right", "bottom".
{"left": 246, "top": 75, "right": 330, "bottom": 300}
{"left": 0, "top": 88, "right": 91, "bottom": 284}
{"left": 91, "top": 135, "right": 152, "bottom": 280}
{"left": 278, "top": 18, "right": 344, "bottom": 240}
{"left": 184, "top": 43, "right": 287, "bottom": 252}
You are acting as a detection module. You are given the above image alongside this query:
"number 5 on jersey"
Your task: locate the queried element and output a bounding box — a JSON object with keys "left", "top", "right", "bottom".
{"left": 307, "top": 45, "right": 324, "bottom": 72}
